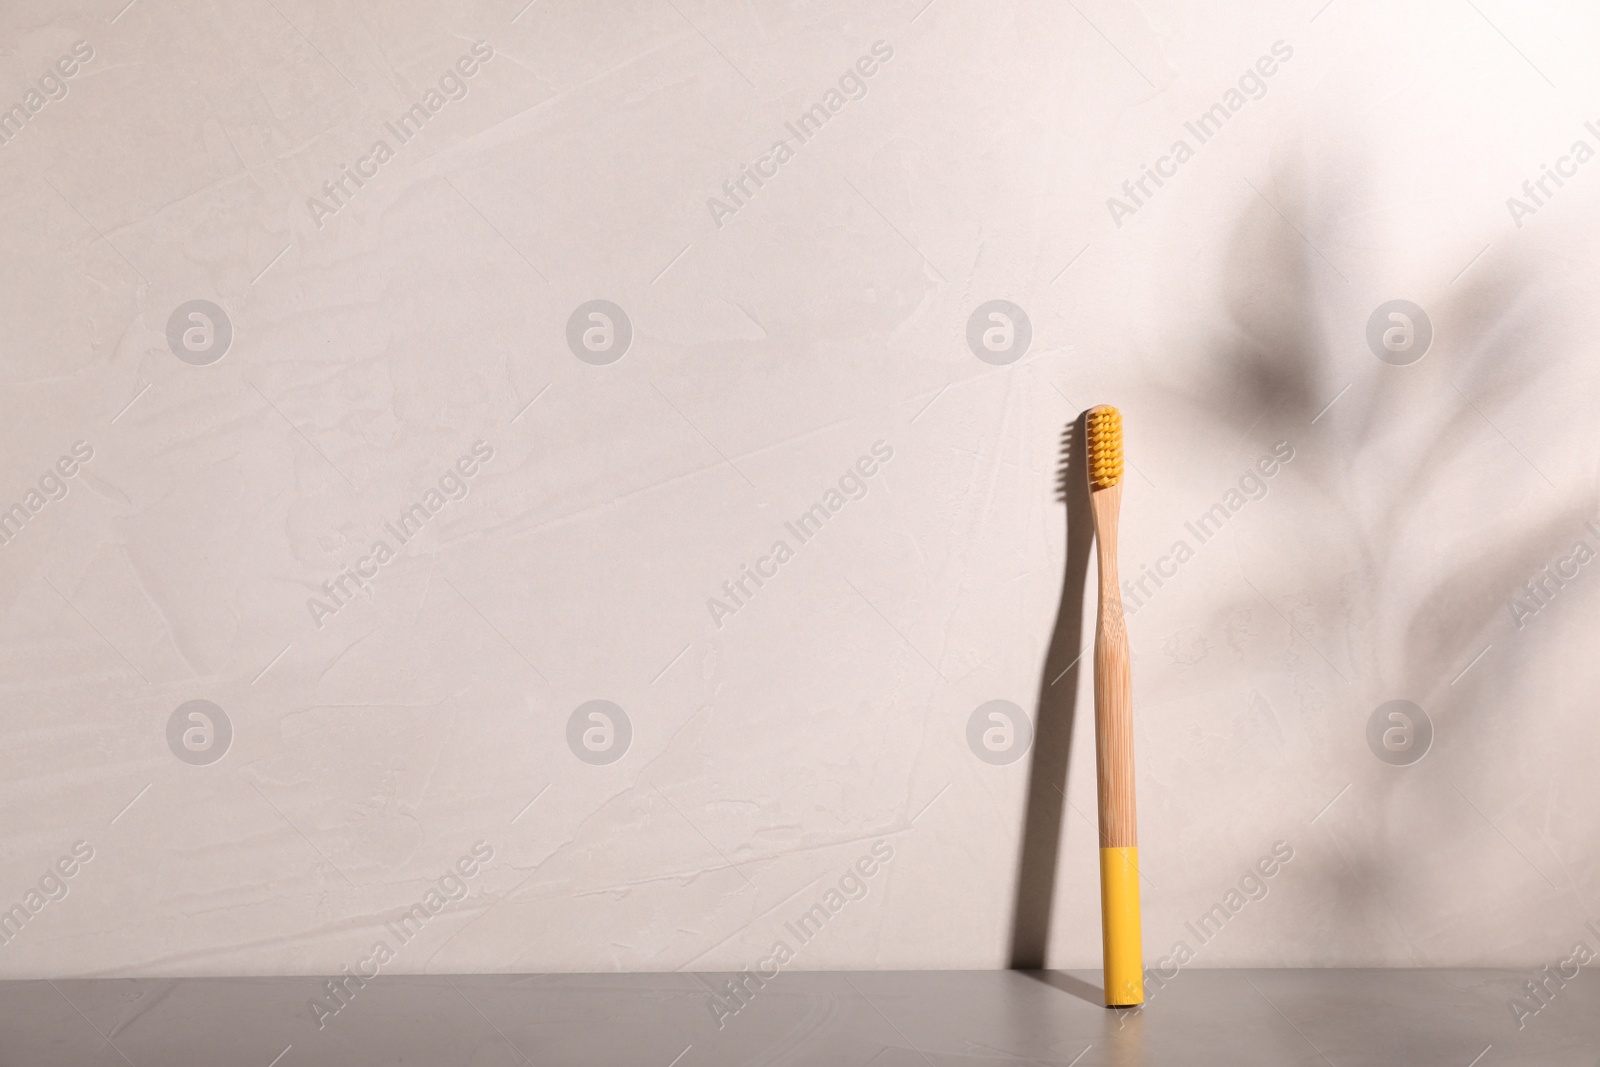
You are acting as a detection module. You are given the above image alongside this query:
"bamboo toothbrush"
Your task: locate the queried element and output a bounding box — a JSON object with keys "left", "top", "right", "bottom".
{"left": 1085, "top": 405, "right": 1143, "bottom": 1008}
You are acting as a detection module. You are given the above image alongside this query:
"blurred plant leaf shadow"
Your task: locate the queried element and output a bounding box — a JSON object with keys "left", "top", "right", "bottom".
{"left": 1200, "top": 162, "right": 1589, "bottom": 712}
{"left": 1163, "top": 157, "right": 1596, "bottom": 935}
{"left": 1008, "top": 413, "right": 1096, "bottom": 982}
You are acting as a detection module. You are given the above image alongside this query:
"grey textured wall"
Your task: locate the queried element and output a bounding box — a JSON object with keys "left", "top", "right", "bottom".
{"left": 1, "top": 0, "right": 1596, "bottom": 980}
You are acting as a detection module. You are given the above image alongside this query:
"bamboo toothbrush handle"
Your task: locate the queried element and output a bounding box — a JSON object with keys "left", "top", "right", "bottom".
{"left": 1092, "top": 485, "right": 1137, "bottom": 850}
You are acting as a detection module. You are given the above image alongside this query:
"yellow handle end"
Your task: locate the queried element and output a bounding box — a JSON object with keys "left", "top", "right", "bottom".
{"left": 1099, "top": 846, "right": 1144, "bottom": 1006}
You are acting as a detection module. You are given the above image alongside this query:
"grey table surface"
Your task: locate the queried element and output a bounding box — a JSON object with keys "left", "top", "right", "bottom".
{"left": 1, "top": 969, "right": 1593, "bottom": 1066}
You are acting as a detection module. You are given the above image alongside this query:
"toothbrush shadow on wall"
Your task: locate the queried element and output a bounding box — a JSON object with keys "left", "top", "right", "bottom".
{"left": 1008, "top": 413, "right": 1095, "bottom": 978}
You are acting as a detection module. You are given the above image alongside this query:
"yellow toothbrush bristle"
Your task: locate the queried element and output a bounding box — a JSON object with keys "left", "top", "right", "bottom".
{"left": 1087, "top": 406, "right": 1124, "bottom": 490}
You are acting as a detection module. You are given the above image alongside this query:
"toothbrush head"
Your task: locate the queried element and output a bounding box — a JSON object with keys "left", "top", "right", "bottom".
{"left": 1085, "top": 405, "right": 1124, "bottom": 491}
